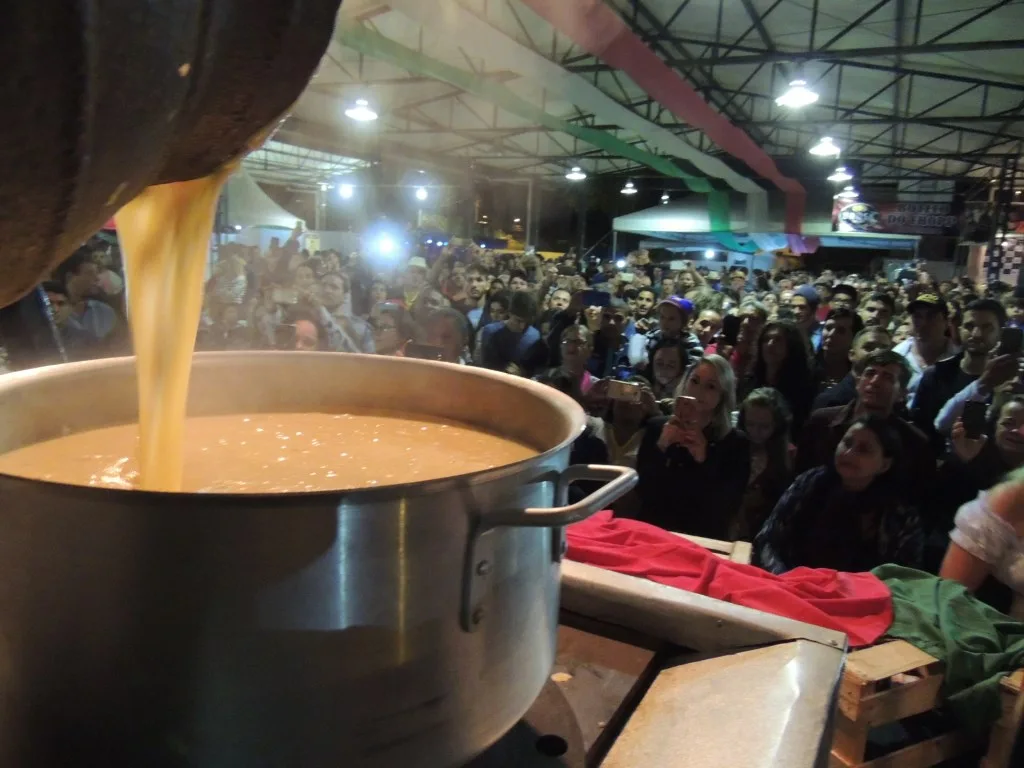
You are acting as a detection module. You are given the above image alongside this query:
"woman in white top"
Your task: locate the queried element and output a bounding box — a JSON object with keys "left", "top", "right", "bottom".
{"left": 587, "top": 375, "right": 661, "bottom": 469}
{"left": 940, "top": 469, "right": 1024, "bottom": 615}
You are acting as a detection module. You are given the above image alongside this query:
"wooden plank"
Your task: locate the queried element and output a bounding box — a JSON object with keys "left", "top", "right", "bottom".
{"left": 856, "top": 670, "right": 944, "bottom": 727}
{"left": 675, "top": 532, "right": 733, "bottom": 556}
{"left": 845, "top": 641, "right": 939, "bottom": 686}
{"left": 858, "top": 730, "right": 973, "bottom": 768}
{"left": 730, "top": 540, "right": 753, "bottom": 565}
{"left": 999, "top": 669, "right": 1024, "bottom": 696}
{"left": 831, "top": 711, "right": 869, "bottom": 765}
{"left": 985, "top": 671, "right": 1024, "bottom": 768}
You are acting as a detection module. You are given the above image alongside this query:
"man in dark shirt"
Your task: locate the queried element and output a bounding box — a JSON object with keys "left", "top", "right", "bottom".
{"left": 813, "top": 327, "right": 892, "bottom": 410}
{"left": 478, "top": 290, "right": 546, "bottom": 376}
{"left": 587, "top": 297, "right": 632, "bottom": 378}
{"left": 910, "top": 298, "right": 1005, "bottom": 451}
{"left": 797, "top": 349, "right": 934, "bottom": 506}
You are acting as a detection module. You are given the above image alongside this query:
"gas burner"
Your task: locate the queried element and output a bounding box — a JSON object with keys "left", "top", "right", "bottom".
{"left": 468, "top": 679, "right": 586, "bottom": 767}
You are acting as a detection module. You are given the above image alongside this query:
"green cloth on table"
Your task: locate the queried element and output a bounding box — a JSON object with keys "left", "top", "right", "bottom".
{"left": 872, "top": 564, "right": 1024, "bottom": 736}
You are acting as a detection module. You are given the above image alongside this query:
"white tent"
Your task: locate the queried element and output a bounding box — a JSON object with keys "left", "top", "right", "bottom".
{"left": 222, "top": 171, "right": 303, "bottom": 246}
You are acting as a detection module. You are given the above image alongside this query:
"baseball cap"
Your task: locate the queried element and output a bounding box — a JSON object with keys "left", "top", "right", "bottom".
{"left": 793, "top": 283, "right": 820, "bottom": 305}
{"left": 657, "top": 295, "right": 695, "bottom": 316}
{"left": 907, "top": 293, "right": 949, "bottom": 316}
{"left": 406, "top": 256, "right": 428, "bottom": 271}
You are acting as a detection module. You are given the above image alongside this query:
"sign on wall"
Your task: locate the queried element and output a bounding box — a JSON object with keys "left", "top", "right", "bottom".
{"left": 832, "top": 200, "right": 961, "bottom": 236}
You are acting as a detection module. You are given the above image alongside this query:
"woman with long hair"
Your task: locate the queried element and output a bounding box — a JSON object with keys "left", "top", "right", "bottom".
{"left": 731, "top": 388, "right": 794, "bottom": 541}
{"left": 633, "top": 354, "right": 750, "bottom": 538}
{"left": 755, "top": 416, "right": 923, "bottom": 573}
{"left": 742, "top": 320, "right": 815, "bottom": 436}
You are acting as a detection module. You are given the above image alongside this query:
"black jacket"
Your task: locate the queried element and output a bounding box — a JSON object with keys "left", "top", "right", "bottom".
{"left": 910, "top": 353, "right": 977, "bottom": 451}
{"left": 631, "top": 418, "right": 750, "bottom": 539}
{"left": 812, "top": 372, "right": 857, "bottom": 411}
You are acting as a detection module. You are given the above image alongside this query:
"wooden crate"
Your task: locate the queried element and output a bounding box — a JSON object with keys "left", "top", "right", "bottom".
{"left": 982, "top": 669, "right": 1024, "bottom": 768}
{"left": 829, "top": 640, "right": 974, "bottom": 768}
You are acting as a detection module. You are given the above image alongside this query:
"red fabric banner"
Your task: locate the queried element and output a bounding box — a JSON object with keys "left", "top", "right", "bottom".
{"left": 521, "top": 0, "right": 806, "bottom": 233}
{"left": 567, "top": 511, "right": 893, "bottom": 647}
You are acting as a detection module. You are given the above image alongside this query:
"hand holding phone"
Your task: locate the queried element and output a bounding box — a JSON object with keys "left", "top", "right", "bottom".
{"left": 962, "top": 400, "right": 988, "bottom": 440}
{"left": 998, "top": 326, "right": 1023, "bottom": 357}
{"left": 607, "top": 380, "right": 642, "bottom": 404}
{"left": 673, "top": 395, "right": 699, "bottom": 427}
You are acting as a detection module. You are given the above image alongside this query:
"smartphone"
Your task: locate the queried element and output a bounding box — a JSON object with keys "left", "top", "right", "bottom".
{"left": 674, "top": 395, "right": 698, "bottom": 426}
{"left": 580, "top": 290, "right": 612, "bottom": 308}
{"left": 997, "top": 326, "right": 1023, "bottom": 357}
{"left": 405, "top": 342, "right": 445, "bottom": 361}
{"left": 618, "top": 272, "right": 635, "bottom": 283}
{"left": 607, "top": 380, "right": 642, "bottom": 404}
{"left": 962, "top": 401, "right": 988, "bottom": 440}
{"left": 720, "top": 314, "right": 741, "bottom": 347}
{"left": 271, "top": 287, "right": 298, "bottom": 305}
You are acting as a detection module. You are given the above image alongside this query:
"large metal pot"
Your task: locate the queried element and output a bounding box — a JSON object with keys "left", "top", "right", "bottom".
{"left": 0, "top": 0, "right": 342, "bottom": 308}
{"left": 0, "top": 352, "right": 636, "bottom": 767}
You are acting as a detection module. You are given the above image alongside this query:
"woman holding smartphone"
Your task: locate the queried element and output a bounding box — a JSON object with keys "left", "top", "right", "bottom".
{"left": 632, "top": 354, "right": 751, "bottom": 539}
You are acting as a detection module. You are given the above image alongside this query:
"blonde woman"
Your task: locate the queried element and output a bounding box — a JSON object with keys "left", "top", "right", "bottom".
{"left": 632, "top": 354, "right": 751, "bottom": 538}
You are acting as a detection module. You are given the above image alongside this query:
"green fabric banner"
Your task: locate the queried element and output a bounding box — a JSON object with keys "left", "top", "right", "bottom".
{"left": 337, "top": 22, "right": 753, "bottom": 246}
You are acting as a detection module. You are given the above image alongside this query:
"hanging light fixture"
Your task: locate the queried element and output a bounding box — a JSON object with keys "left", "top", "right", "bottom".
{"left": 827, "top": 165, "right": 853, "bottom": 182}
{"left": 809, "top": 136, "right": 841, "bottom": 157}
{"left": 836, "top": 185, "right": 859, "bottom": 200}
{"left": 704, "top": 249, "right": 715, "bottom": 260}
{"left": 565, "top": 165, "right": 587, "bottom": 181}
{"left": 338, "top": 183, "right": 354, "bottom": 199}
{"left": 775, "top": 78, "right": 819, "bottom": 109}
{"left": 620, "top": 180, "right": 637, "bottom": 195}
{"left": 344, "top": 98, "right": 378, "bottom": 122}
{"left": 415, "top": 186, "right": 428, "bottom": 201}
{"left": 660, "top": 192, "right": 670, "bottom": 203}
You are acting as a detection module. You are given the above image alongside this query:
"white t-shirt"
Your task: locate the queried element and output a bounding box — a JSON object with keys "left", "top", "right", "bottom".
{"left": 950, "top": 491, "right": 1024, "bottom": 600}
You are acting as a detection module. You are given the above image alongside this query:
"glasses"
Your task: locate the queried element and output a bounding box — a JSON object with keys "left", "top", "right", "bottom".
{"left": 602, "top": 313, "right": 627, "bottom": 323}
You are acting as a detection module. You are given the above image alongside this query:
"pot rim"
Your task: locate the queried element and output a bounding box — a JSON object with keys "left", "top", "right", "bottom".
{"left": 0, "top": 351, "right": 587, "bottom": 505}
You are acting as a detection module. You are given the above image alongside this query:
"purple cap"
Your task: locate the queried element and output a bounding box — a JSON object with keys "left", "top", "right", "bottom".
{"left": 657, "top": 295, "right": 695, "bottom": 316}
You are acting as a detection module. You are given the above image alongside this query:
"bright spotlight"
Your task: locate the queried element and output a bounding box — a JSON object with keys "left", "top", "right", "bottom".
{"left": 615, "top": 258, "right": 627, "bottom": 268}
{"left": 339, "top": 184, "right": 354, "bottom": 199}
{"left": 233, "top": 224, "right": 242, "bottom": 231}
{"left": 344, "top": 98, "right": 378, "bottom": 122}
{"left": 426, "top": 239, "right": 433, "bottom": 245}
{"left": 377, "top": 235, "right": 396, "bottom": 256}
{"left": 415, "top": 186, "right": 428, "bottom": 201}
{"left": 704, "top": 249, "right": 715, "bottom": 259}
{"left": 775, "top": 79, "right": 819, "bottom": 109}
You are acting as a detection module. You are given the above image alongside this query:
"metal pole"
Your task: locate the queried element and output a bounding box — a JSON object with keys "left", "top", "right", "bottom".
{"left": 578, "top": 189, "right": 587, "bottom": 259}
{"left": 525, "top": 178, "right": 534, "bottom": 249}
{"left": 612, "top": 230, "right": 618, "bottom": 264}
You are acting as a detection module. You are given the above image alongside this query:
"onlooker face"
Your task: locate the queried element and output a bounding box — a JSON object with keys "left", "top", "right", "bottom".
{"left": 892, "top": 322, "right": 911, "bottom": 345}
{"left": 822, "top": 315, "right": 856, "bottom": 359}
{"left": 652, "top": 346, "right": 683, "bottom": 387}
{"left": 221, "top": 304, "right": 240, "bottom": 327}
{"left": 779, "top": 279, "right": 794, "bottom": 291}
{"left": 994, "top": 400, "right": 1024, "bottom": 461}
{"left": 600, "top": 305, "right": 629, "bottom": 338}
{"left": 370, "top": 281, "right": 388, "bottom": 305}
{"left": 549, "top": 289, "right": 571, "bottom": 312}
{"left": 373, "top": 314, "right": 401, "bottom": 355}
{"left": 45, "top": 289, "right": 71, "bottom": 325}
{"left": 743, "top": 404, "right": 775, "bottom": 447}
{"left": 778, "top": 289, "right": 794, "bottom": 309}
{"left": 404, "top": 266, "right": 427, "bottom": 291}
{"left": 730, "top": 276, "right": 745, "bottom": 293}
{"left": 498, "top": 272, "right": 511, "bottom": 286}
{"left": 959, "top": 309, "right": 1001, "bottom": 358}
{"left": 695, "top": 310, "right": 722, "bottom": 346}
{"left": 834, "top": 423, "right": 892, "bottom": 488}
{"left": 465, "top": 270, "right": 488, "bottom": 302}
{"left": 682, "top": 361, "right": 724, "bottom": 417}
{"left": 320, "top": 274, "right": 347, "bottom": 311}
{"left": 67, "top": 262, "right": 101, "bottom": 301}
{"left": 490, "top": 301, "right": 509, "bottom": 323}
{"left": 850, "top": 330, "right": 893, "bottom": 365}
{"left": 1007, "top": 302, "right": 1024, "bottom": 326}
{"left": 910, "top": 307, "right": 947, "bottom": 346}
{"left": 760, "top": 326, "right": 788, "bottom": 367}
{"left": 859, "top": 298, "right": 893, "bottom": 329}
{"left": 661, "top": 277, "right": 677, "bottom": 296}
{"left": 789, "top": 295, "right": 813, "bottom": 326}
{"left": 560, "top": 327, "right": 592, "bottom": 372}
{"left": 737, "top": 306, "right": 766, "bottom": 346}
{"left": 293, "top": 265, "right": 316, "bottom": 292}
{"left": 678, "top": 272, "right": 695, "bottom": 292}
{"left": 657, "top": 304, "right": 686, "bottom": 337}
{"left": 294, "top": 320, "right": 319, "bottom": 351}
{"left": 856, "top": 362, "right": 904, "bottom": 414}
{"left": 509, "top": 275, "right": 529, "bottom": 292}
{"left": 425, "top": 317, "right": 465, "bottom": 363}
{"left": 506, "top": 313, "right": 530, "bottom": 334}
{"left": 490, "top": 279, "right": 506, "bottom": 296}
{"left": 635, "top": 289, "right": 656, "bottom": 317}
{"left": 830, "top": 292, "right": 855, "bottom": 311}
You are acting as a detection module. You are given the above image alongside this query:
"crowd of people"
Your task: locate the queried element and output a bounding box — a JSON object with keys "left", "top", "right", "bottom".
{"left": 29, "top": 230, "right": 1024, "bottom": 613}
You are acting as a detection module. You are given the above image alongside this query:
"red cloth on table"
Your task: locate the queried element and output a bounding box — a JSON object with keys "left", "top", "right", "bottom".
{"left": 566, "top": 511, "right": 893, "bottom": 647}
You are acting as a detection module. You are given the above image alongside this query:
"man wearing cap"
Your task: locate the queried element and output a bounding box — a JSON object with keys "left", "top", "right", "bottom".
{"left": 893, "top": 292, "right": 960, "bottom": 398}
{"left": 789, "top": 284, "right": 823, "bottom": 350}
{"left": 402, "top": 255, "right": 430, "bottom": 308}
{"left": 627, "top": 295, "right": 703, "bottom": 372}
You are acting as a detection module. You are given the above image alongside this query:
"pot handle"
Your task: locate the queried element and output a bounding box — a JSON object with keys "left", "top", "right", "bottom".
{"left": 484, "top": 464, "right": 638, "bottom": 528}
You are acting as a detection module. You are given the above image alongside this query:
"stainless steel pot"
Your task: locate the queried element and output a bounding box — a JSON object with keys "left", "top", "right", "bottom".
{"left": 0, "top": 352, "right": 636, "bottom": 768}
